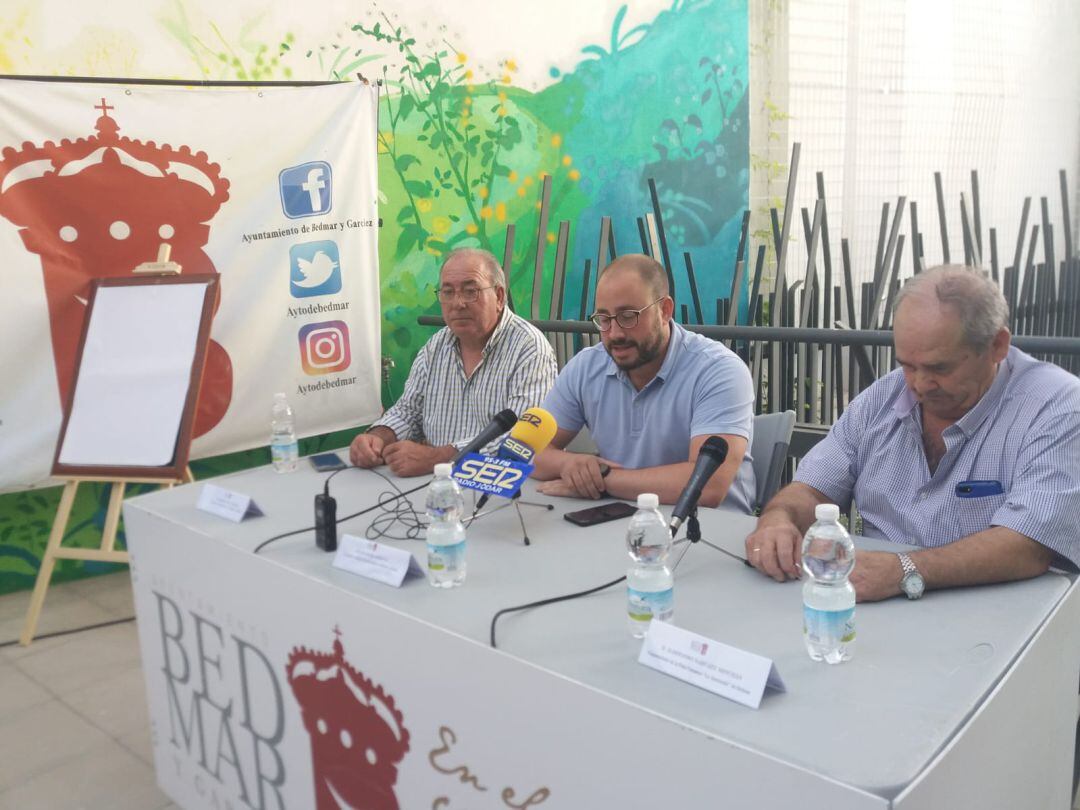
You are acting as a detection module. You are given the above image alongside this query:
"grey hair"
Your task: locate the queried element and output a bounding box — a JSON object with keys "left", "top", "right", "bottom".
{"left": 442, "top": 248, "right": 506, "bottom": 290}
{"left": 894, "top": 265, "right": 1009, "bottom": 351}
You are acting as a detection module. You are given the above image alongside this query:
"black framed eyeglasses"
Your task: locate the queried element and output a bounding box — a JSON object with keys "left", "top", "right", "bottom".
{"left": 435, "top": 285, "right": 496, "bottom": 303}
{"left": 589, "top": 297, "right": 665, "bottom": 331}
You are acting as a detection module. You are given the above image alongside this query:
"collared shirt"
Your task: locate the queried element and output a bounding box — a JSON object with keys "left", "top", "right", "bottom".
{"left": 795, "top": 346, "right": 1080, "bottom": 567}
{"left": 373, "top": 307, "right": 557, "bottom": 452}
{"left": 542, "top": 321, "right": 756, "bottom": 513}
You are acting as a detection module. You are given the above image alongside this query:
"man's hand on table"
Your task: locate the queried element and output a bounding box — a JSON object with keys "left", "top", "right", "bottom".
{"left": 850, "top": 550, "right": 904, "bottom": 602}
{"left": 382, "top": 441, "right": 453, "bottom": 477}
{"left": 349, "top": 432, "right": 386, "bottom": 468}
{"left": 744, "top": 520, "right": 803, "bottom": 582}
{"left": 537, "top": 454, "right": 620, "bottom": 499}
{"left": 746, "top": 520, "right": 905, "bottom": 602}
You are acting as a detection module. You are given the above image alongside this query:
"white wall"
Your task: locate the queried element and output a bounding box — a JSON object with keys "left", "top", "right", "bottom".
{"left": 752, "top": 0, "right": 1080, "bottom": 314}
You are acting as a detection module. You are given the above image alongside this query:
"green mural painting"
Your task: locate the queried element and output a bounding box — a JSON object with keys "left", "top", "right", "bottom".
{"left": 0, "top": 0, "right": 748, "bottom": 595}
{"left": 327, "top": 0, "right": 748, "bottom": 393}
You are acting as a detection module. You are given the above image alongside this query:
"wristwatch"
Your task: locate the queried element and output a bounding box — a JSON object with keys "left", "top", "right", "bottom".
{"left": 898, "top": 553, "right": 925, "bottom": 600}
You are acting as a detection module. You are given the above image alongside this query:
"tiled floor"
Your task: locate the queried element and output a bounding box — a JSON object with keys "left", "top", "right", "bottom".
{"left": 2, "top": 570, "right": 1079, "bottom": 809}
{"left": 0, "top": 572, "right": 177, "bottom": 810}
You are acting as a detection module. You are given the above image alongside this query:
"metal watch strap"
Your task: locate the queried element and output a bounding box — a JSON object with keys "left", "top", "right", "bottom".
{"left": 898, "top": 553, "right": 918, "bottom": 578}
{"left": 898, "top": 552, "right": 925, "bottom": 600}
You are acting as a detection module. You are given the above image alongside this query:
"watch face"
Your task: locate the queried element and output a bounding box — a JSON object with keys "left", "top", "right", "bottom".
{"left": 902, "top": 572, "right": 925, "bottom": 599}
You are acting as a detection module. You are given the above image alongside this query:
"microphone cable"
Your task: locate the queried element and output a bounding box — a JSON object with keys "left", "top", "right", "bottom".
{"left": 363, "top": 467, "right": 428, "bottom": 541}
{"left": 489, "top": 574, "right": 626, "bottom": 649}
{"left": 253, "top": 522, "right": 320, "bottom": 555}
{"left": 252, "top": 467, "right": 431, "bottom": 554}
{"left": 488, "top": 539, "right": 696, "bottom": 649}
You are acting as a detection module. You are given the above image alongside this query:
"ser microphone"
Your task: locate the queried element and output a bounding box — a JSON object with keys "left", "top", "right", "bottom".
{"left": 669, "top": 436, "right": 729, "bottom": 534}
{"left": 474, "top": 407, "right": 559, "bottom": 510}
{"left": 452, "top": 408, "right": 517, "bottom": 465}
{"left": 497, "top": 406, "right": 559, "bottom": 464}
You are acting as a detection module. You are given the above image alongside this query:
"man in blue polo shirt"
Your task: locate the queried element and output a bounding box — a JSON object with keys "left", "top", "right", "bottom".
{"left": 746, "top": 265, "right": 1080, "bottom": 601}
{"left": 533, "top": 253, "right": 756, "bottom": 513}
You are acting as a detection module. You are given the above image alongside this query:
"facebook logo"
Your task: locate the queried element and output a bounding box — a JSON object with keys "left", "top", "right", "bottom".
{"left": 290, "top": 240, "right": 342, "bottom": 298}
{"left": 279, "top": 161, "right": 333, "bottom": 218}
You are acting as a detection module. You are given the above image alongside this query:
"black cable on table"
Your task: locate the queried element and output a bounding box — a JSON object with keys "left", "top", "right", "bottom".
{"left": 489, "top": 574, "right": 626, "bottom": 649}
{"left": 252, "top": 466, "right": 432, "bottom": 554}
{"left": 488, "top": 539, "right": 700, "bottom": 649}
{"left": 363, "top": 467, "right": 428, "bottom": 541}
{"left": 253, "top": 522, "right": 318, "bottom": 554}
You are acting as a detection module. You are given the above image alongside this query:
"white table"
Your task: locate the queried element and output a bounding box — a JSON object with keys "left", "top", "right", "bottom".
{"left": 123, "top": 460, "right": 1080, "bottom": 809}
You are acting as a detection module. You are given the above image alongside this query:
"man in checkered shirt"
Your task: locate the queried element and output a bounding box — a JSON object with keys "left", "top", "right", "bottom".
{"left": 350, "top": 249, "right": 556, "bottom": 477}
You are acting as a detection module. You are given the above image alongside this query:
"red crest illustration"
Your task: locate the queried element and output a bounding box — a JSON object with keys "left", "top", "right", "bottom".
{"left": 288, "top": 630, "right": 411, "bottom": 810}
{"left": 0, "top": 98, "right": 233, "bottom": 436}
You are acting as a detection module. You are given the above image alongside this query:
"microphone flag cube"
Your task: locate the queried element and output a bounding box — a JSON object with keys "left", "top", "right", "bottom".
{"left": 451, "top": 453, "right": 533, "bottom": 499}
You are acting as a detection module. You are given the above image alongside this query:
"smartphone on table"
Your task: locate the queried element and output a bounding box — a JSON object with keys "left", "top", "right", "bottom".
{"left": 309, "top": 452, "right": 347, "bottom": 472}
{"left": 564, "top": 501, "right": 636, "bottom": 527}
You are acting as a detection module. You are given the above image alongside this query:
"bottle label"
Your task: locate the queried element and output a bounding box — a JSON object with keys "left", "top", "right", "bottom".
{"left": 803, "top": 605, "right": 856, "bottom": 645}
{"left": 627, "top": 586, "right": 674, "bottom": 626}
{"left": 427, "top": 540, "right": 466, "bottom": 573}
{"left": 270, "top": 441, "right": 298, "bottom": 462}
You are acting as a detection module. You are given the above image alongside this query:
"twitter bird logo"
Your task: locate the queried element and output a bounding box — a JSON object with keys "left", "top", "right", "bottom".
{"left": 295, "top": 250, "right": 338, "bottom": 288}
{"left": 290, "top": 240, "right": 342, "bottom": 298}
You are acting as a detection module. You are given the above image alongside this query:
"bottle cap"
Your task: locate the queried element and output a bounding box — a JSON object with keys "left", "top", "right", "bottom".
{"left": 815, "top": 503, "right": 841, "bottom": 522}
{"left": 433, "top": 463, "right": 452, "bottom": 477}
{"left": 637, "top": 493, "right": 659, "bottom": 509}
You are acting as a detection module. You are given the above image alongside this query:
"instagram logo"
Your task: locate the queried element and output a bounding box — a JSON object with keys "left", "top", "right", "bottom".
{"left": 298, "top": 321, "right": 351, "bottom": 375}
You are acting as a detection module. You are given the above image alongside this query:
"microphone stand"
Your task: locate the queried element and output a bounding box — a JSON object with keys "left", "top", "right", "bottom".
{"left": 467, "top": 490, "right": 554, "bottom": 546}
{"left": 686, "top": 509, "right": 702, "bottom": 544}
{"left": 672, "top": 506, "right": 746, "bottom": 566}
{"left": 513, "top": 500, "right": 532, "bottom": 546}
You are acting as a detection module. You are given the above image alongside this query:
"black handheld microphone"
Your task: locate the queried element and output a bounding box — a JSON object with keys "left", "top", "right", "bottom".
{"left": 669, "top": 436, "right": 729, "bottom": 535}
{"left": 451, "top": 409, "right": 517, "bottom": 465}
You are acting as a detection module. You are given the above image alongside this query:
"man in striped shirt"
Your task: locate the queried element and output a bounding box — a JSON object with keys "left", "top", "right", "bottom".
{"left": 746, "top": 265, "right": 1080, "bottom": 601}
{"left": 349, "top": 248, "right": 557, "bottom": 477}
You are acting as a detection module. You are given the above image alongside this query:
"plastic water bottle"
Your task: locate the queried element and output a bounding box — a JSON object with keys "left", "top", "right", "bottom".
{"left": 802, "top": 503, "right": 856, "bottom": 664}
{"left": 425, "top": 463, "right": 466, "bottom": 588}
{"left": 626, "top": 493, "right": 673, "bottom": 638}
{"left": 270, "top": 392, "right": 299, "bottom": 473}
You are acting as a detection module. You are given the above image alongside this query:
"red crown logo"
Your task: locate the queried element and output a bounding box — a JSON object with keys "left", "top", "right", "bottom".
{"left": 0, "top": 98, "right": 233, "bottom": 436}
{"left": 287, "top": 630, "right": 411, "bottom": 810}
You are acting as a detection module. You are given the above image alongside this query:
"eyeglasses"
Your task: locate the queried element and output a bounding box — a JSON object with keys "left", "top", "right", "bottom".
{"left": 589, "top": 297, "right": 665, "bottom": 331}
{"left": 435, "top": 285, "right": 496, "bottom": 304}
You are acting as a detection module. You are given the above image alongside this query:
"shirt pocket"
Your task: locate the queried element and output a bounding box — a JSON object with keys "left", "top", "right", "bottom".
{"left": 955, "top": 492, "right": 1007, "bottom": 539}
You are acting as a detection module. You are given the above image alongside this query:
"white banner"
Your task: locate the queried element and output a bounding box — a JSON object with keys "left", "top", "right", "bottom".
{"left": 0, "top": 78, "right": 382, "bottom": 490}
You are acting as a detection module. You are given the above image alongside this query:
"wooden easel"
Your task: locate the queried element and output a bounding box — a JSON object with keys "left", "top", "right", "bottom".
{"left": 18, "top": 470, "right": 192, "bottom": 645}
{"left": 20, "top": 245, "right": 218, "bottom": 645}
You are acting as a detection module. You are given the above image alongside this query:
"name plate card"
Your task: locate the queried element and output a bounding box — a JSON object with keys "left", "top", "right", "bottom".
{"left": 638, "top": 621, "right": 786, "bottom": 710}
{"left": 333, "top": 533, "right": 424, "bottom": 588}
{"left": 196, "top": 483, "right": 264, "bottom": 523}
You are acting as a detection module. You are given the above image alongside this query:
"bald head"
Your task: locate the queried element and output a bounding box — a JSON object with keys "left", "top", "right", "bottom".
{"left": 598, "top": 254, "right": 670, "bottom": 301}
{"left": 894, "top": 265, "right": 1008, "bottom": 352}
